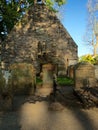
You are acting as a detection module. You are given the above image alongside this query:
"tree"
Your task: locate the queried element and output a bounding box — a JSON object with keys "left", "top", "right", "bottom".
{"left": 0, "top": 0, "right": 66, "bottom": 40}
{"left": 79, "top": 54, "right": 96, "bottom": 64}
{"left": 85, "top": 0, "right": 98, "bottom": 55}
{"left": 0, "top": 0, "right": 20, "bottom": 40}
{"left": 79, "top": 54, "right": 98, "bottom": 65}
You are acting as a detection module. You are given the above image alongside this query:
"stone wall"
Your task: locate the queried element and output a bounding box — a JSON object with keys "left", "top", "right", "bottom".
{"left": 1, "top": 4, "right": 78, "bottom": 75}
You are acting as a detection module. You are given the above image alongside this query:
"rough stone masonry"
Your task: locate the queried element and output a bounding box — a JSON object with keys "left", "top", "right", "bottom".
{"left": 1, "top": 3, "right": 78, "bottom": 75}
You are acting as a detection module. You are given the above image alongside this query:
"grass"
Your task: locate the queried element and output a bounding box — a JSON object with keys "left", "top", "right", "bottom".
{"left": 57, "top": 76, "right": 74, "bottom": 86}
{"left": 36, "top": 77, "right": 42, "bottom": 85}
{"left": 36, "top": 76, "right": 74, "bottom": 86}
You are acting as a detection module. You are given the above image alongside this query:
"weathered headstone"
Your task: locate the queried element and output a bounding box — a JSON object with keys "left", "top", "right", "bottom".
{"left": 42, "top": 64, "right": 54, "bottom": 85}
{"left": 95, "top": 65, "right": 98, "bottom": 80}
{"left": 74, "top": 62, "right": 96, "bottom": 89}
{"left": 37, "top": 63, "right": 54, "bottom": 96}
{"left": 8, "top": 63, "right": 36, "bottom": 95}
{"left": 68, "top": 65, "right": 74, "bottom": 79}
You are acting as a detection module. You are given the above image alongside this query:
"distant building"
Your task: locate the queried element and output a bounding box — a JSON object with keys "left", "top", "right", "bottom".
{"left": 1, "top": 3, "right": 78, "bottom": 76}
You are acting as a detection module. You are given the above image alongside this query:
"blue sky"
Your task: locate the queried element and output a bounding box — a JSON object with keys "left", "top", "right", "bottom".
{"left": 59, "top": 0, "right": 89, "bottom": 57}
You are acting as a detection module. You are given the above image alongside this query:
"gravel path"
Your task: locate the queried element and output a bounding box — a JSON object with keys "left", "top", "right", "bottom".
{"left": 0, "top": 86, "right": 98, "bottom": 130}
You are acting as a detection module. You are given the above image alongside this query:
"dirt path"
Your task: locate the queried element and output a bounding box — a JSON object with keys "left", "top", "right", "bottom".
{"left": 0, "top": 86, "right": 98, "bottom": 130}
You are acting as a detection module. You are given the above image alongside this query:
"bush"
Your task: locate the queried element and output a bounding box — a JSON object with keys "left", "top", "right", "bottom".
{"left": 79, "top": 54, "right": 98, "bottom": 65}
{"left": 8, "top": 63, "right": 36, "bottom": 95}
{"left": 79, "top": 54, "right": 96, "bottom": 64}
{"left": 94, "top": 55, "right": 98, "bottom": 65}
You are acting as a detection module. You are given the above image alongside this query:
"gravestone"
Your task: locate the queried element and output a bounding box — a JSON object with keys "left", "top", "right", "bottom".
{"left": 8, "top": 63, "right": 36, "bottom": 95}
{"left": 74, "top": 62, "right": 96, "bottom": 89}
{"left": 68, "top": 65, "right": 74, "bottom": 79}
{"left": 42, "top": 64, "right": 54, "bottom": 85}
{"left": 95, "top": 65, "right": 98, "bottom": 80}
{"left": 37, "top": 63, "right": 54, "bottom": 96}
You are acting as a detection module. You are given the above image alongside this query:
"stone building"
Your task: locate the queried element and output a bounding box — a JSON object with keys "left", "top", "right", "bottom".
{"left": 1, "top": 3, "right": 78, "bottom": 75}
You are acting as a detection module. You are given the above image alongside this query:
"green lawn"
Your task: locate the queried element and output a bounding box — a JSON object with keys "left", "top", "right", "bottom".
{"left": 36, "top": 76, "right": 74, "bottom": 86}
{"left": 36, "top": 77, "right": 42, "bottom": 85}
{"left": 57, "top": 77, "right": 74, "bottom": 86}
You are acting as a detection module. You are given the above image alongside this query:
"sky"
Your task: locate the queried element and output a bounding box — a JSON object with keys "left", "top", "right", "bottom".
{"left": 58, "top": 0, "right": 89, "bottom": 57}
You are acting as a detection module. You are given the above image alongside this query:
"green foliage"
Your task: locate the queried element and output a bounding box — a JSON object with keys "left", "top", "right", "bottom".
{"left": 79, "top": 54, "right": 96, "bottom": 64}
{"left": 57, "top": 76, "right": 74, "bottom": 86}
{"left": 8, "top": 63, "right": 36, "bottom": 95}
{"left": 46, "top": 0, "right": 66, "bottom": 12}
{"left": 3, "top": 4, "right": 19, "bottom": 32}
{"left": 0, "top": 0, "right": 66, "bottom": 40}
{"left": 36, "top": 75, "right": 74, "bottom": 86}
{"left": 0, "top": 0, "right": 30, "bottom": 39}
{"left": 54, "top": 0, "right": 66, "bottom": 6}
{"left": 36, "top": 77, "right": 42, "bottom": 84}
{"left": 94, "top": 55, "right": 98, "bottom": 65}
{"left": 79, "top": 54, "right": 98, "bottom": 65}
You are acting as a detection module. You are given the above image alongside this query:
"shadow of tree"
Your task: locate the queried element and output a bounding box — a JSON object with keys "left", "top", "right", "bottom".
{"left": 0, "top": 89, "right": 97, "bottom": 130}
{"left": 49, "top": 85, "right": 98, "bottom": 130}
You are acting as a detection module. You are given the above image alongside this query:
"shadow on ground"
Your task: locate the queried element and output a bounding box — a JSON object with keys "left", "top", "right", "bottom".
{"left": 0, "top": 86, "right": 98, "bottom": 130}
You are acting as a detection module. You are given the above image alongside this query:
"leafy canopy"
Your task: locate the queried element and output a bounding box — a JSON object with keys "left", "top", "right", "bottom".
{"left": 79, "top": 54, "right": 98, "bottom": 65}
{"left": 0, "top": 0, "right": 66, "bottom": 40}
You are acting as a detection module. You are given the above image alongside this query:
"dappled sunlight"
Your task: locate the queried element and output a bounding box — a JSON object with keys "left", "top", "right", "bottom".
{"left": 0, "top": 97, "right": 98, "bottom": 130}
{"left": 18, "top": 100, "right": 98, "bottom": 130}
{"left": 20, "top": 101, "right": 49, "bottom": 129}
{"left": 36, "top": 86, "right": 53, "bottom": 96}
{"left": 1, "top": 2, "right": 98, "bottom": 130}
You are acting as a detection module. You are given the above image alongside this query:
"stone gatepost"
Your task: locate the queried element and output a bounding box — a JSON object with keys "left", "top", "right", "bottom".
{"left": 74, "top": 62, "right": 96, "bottom": 89}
